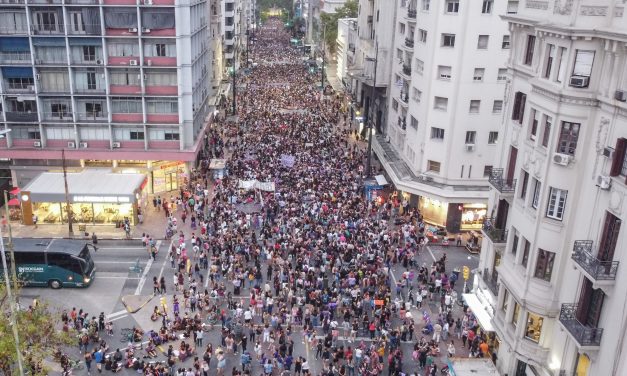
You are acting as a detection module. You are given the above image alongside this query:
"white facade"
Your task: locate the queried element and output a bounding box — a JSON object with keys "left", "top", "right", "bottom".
{"left": 336, "top": 18, "right": 357, "bottom": 88}
{"left": 322, "top": 0, "right": 348, "bottom": 14}
{"left": 477, "top": 1, "right": 627, "bottom": 376}
{"left": 371, "top": 0, "right": 511, "bottom": 231}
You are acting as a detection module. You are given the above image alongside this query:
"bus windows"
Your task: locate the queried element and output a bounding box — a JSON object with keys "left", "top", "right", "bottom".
{"left": 47, "top": 253, "right": 82, "bottom": 275}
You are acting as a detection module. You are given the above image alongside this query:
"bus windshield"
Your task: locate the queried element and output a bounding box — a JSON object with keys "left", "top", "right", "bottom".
{"left": 78, "top": 245, "right": 95, "bottom": 276}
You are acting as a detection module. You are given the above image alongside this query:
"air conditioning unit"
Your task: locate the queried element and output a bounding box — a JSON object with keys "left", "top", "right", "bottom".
{"left": 112, "top": 142, "right": 121, "bottom": 148}
{"left": 142, "top": 28, "right": 151, "bottom": 33}
{"left": 596, "top": 175, "right": 611, "bottom": 190}
{"left": 129, "top": 60, "right": 138, "bottom": 66}
{"left": 603, "top": 146, "right": 615, "bottom": 159}
{"left": 615, "top": 90, "right": 627, "bottom": 102}
{"left": 569, "top": 75, "right": 589, "bottom": 88}
{"left": 465, "top": 144, "right": 475, "bottom": 152}
{"left": 129, "top": 27, "right": 138, "bottom": 33}
{"left": 79, "top": 142, "right": 88, "bottom": 148}
{"left": 33, "top": 141, "right": 41, "bottom": 147}
{"left": 67, "top": 141, "right": 76, "bottom": 148}
{"left": 27, "top": 85, "right": 34, "bottom": 91}
{"left": 146, "top": 60, "right": 152, "bottom": 66}
{"left": 96, "top": 59, "right": 103, "bottom": 65}
{"left": 553, "top": 153, "right": 571, "bottom": 166}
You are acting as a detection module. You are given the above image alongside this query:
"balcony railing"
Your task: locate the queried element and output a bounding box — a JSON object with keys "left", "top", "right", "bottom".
{"left": 559, "top": 303, "right": 603, "bottom": 347}
{"left": 404, "top": 38, "right": 414, "bottom": 48}
{"left": 0, "top": 27, "right": 28, "bottom": 35}
{"left": 42, "top": 112, "right": 73, "bottom": 122}
{"left": 488, "top": 168, "right": 516, "bottom": 194}
{"left": 0, "top": 51, "right": 31, "bottom": 64}
{"left": 482, "top": 218, "right": 508, "bottom": 243}
{"left": 31, "top": 24, "right": 65, "bottom": 34}
{"left": 5, "top": 112, "right": 38, "bottom": 122}
{"left": 407, "top": 9, "right": 417, "bottom": 18}
{"left": 400, "top": 92, "right": 409, "bottom": 103}
{"left": 397, "top": 117, "right": 407, "bottom": 130}
{"left": 572, "top": 240, "right": 619, "bottom": 281}
{"left": 402, "top": 64, "right": 411, "bottom": 76}
{"left": 482, "top": 268, "right": 499, "bottom": 296}
{"left": 76, "top": 112, "right": 109, "bottom": 122}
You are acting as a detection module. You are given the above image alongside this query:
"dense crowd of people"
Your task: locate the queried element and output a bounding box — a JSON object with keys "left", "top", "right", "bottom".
{"left": 54, "top": 16, "right": 495, "bottom": 376}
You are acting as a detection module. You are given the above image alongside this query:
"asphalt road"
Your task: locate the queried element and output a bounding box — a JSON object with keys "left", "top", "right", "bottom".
{"left": 18, "top": 240, "right": 479, "bottom": 375}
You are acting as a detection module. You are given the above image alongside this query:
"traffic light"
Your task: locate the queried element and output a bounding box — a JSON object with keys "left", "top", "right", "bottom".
{"left": 463, "top": 266, "right": 470, "bottom": 280}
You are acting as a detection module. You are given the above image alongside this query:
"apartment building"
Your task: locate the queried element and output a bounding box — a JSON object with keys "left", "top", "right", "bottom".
{"left": 0, "top": 0, "right": 215, "bottom": 192}
{"left": 369, "top": 0, "right": 513, "bottom": 233}
{"left": 345, "top": 0, "right": 394, "bottom": 157}
{"left": 336, "top": 17, "right": 357, "bottom": 89}
{"left": 476, "top": 1, "right": 627, "bottom": 375}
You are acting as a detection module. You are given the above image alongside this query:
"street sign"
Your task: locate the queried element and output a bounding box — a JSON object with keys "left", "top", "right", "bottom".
{"left": 463, "top": 266, "right": 470, "bottom": 280}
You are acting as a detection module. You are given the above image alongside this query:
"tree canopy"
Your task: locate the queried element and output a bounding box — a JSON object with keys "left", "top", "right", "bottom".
{"left": 0, "top": 286, "right": 73, "bottom": 375}
{"left": 320, "top": 0, "right": 358, "bottom": 53}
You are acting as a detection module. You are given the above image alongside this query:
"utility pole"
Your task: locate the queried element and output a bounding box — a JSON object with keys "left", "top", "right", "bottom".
{"left": 321, "top": 25, "right": 325, "bottom": 91}
{"left": 0, "top": 228, "right": 24, "bottom": 375}
{"left": 62, "top": 149, "right": 73, "bottom": 237}
{"left": 365, "top": 42, "right": 378, "bottom": 179}
{"left": 232, "top": 38, "right": 237, "bottom": 115}
{"left": 3, "top": 190, "right": 17, "bottom": 288}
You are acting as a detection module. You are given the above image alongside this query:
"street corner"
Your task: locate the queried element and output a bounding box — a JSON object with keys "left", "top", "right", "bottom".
{"left": 121, "top": 294, "right": 154, "bottom": 313}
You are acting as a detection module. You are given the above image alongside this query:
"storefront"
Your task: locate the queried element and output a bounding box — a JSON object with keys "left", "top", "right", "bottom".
{"left": 152, "top": 161, "right": 186, "bottom": 193}
{"left": 463, "top": 292, "right": 501, "bottom": 360}
{"left": 19, "top": 169, "right": 146, "bottom": 226}
{"left": 419, "top": 197, "right": 487, "bottom": 233}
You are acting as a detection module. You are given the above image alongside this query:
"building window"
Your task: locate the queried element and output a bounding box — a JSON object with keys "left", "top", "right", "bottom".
{"left": 130, "top": 131, "right": 144, "bottom": 140}
{"left": 427, "top": 160, "right": 441, "bottom": 173}
{"left": 546, "top": 187, "right": 568, "bottom": 220}
{"left": 397, "top": 48, "right": 403, "bottom": 60}
{"left": 465, "top": 131, "right": 476, "bottom": 144}
{"left": 556, "top": 47, "right": 568, "bottom": 83}
{"left": 419, "top": 29, "right": 428, "bottom": 43}
{"left": 430, "top": 127, "right": 445, "bottom": 140}
{"left": 445, "top": 0, "right": 459, "bottom": 13}
{"left": 544, "top": 44, "right": 556, "bottom": 79}
{"left": 155, "top": 44, "right": 166, "bottom": 57}
{"left": 497, "top": 68, "right": 508, "bottom": 81}
{"left": 557, "top": 121, "right": 580, "bottom": 156}
{"left": 473, "top": 68, "right": 485, "bottom": 81}
{"left": 572, "top": 50, "right": 595, "bottom": 79}
{"left": 82, "top": 46, "right": 96, "bottom": 61}
{"left": 85, "top": 102, "right": 103, "bottom": 117}
{"left": 415, "top": 59, "right": 424, "bottom": 75}
{"left": 512, "top": 301, "right": 521, "bottom": 327}
{"left": 522, "top": 238, "right": 531, "bottom": 267}
{"left": 523, "top": 35, "right": 536, "bottom": 66}
{"left": 492, "top": 100, "right": 503, "bottom": 113}
{"left": 525, "top": 312, "right": 544, "bottom": 343}
{"left": 511, "top": 233, "right": 519, "bottom": 255}
{"left": 529, "top": 109, "right": 538, "bottom": 141}
{"left": 520, "top": 170, "right": 529, "bottom": 200}
{"left": 483, "top": 165, "right": 493, "bottom": 177}
{"left": 507, "top": 0, "right": 519, "bottom": 14}
{"left": 477, "top": 35, "right": 489, "bottom": 49}
{"left": 392, "top": 99, "right": 398, "bottom": 112}
{"left": 531, "top": 179, "right": 541, "bottom": 209}
{"left": 610, "top": 138, "right": 627, "bottom": 179}
{"left": 488, "top": 131, "right": 498, "bottom": 144}
{"left": 438, "top": 65, "right": 452, "bottom": 80}
{"left": 511, "top": 91, "right": 526, "bottom": 124}
{"left": 441, "top": 34, "right": 456, "bottom": 47}
{"left": 482, "top": 0, "right": 493, "bottom": 14}
{"left": 502, "top": 35, "right": 510, "bottom": 49}
{"left": 534, "top": 249, "right": 555, "bottom": 282}
{"left": 541, "top": 115, "right": 552, "bottom": 148}
{"left": 412, "top": 87, "right": 422, "bottom": 102}
{"left": 469, "top": 100, "right": 480, "bottom": 114}
{"left": 164, "top": 132, "right": 179, "bottom": 140}
{"left": 422, "top": 0, "right": 430, "bottom": 11}
{"left": 434, "top": 96, "right": 448, "bottom": 111}
{"left": 410, "top": 116, "right": 418, "bottom": 129}
{"left": 502, "top": 288, "right": 510, "bottom": 312}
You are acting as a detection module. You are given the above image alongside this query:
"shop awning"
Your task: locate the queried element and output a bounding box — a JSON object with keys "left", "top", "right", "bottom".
{"left": 7, "top": 198, "right": 19, "bottom": 206}
{"left": 462, "top": 293, "right": 494, "bottom": 332}
{"left": 375, "top": 174, "right": 388, "bottom": 186}
{"left": 22, "top": 169, "right": 145, "bottom": 203}
{"left": 9, "top": 187, "right": 20, "bottom": 195}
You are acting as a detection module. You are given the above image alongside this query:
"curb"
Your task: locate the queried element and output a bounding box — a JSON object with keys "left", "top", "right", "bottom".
{"left": 121, "top": 294, "right": 155, "bottom": 314}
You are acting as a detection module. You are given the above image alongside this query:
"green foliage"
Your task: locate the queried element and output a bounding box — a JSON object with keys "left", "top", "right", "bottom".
{"left": 257, "top": 0, "right": 293, "bottom": 12}
{"left": 0, "top": 286, "right": 74, "bottom": 375}
{"left": 320, "top": 0, "right": 358, "bottom": 53}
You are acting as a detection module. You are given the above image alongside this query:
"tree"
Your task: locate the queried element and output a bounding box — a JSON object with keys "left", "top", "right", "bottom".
{"left": 320, "top": 0, "right": 358, "bottom": 53}
{"left": 0, "top": 285, "right": 73, "bottom": 375}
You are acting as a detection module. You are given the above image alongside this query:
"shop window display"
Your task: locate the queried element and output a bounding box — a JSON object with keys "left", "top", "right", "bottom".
{"left": 524, "top": 312, "right": 543, "bottom": 343}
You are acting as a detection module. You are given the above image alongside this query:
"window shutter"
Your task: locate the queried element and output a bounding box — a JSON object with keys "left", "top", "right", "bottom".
{"left": 610, "top": 138, "right": 626, "bottom": 177}
{"left": 511, "top": 92, "right": 521, "bottom": 120}
{"left": 576, "top": 278, "right": 592, "bottom": 323}
{"left": 518, "top": 94, "right": 526, "bottom": 124}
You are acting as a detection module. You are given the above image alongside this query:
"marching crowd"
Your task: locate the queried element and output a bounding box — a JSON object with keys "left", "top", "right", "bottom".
{"left": 56, "top": 16, "right": 494, "bottom": 376}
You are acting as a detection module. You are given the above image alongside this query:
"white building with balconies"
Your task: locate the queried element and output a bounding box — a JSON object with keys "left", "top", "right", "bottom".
{"left": 478, "top": 1, "right": 627, "bottom": 375}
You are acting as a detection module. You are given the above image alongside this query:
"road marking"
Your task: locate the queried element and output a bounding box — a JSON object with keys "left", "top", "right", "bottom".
{"left": 95, "top": 261, "right": 142, "bottom": 264}
{"left": 109, "top": 314, "right": 128, "bottom": 322}
{"left": 98, "top": 276, "right": 141, "bottom": 280}
{"left": 426, "top": 245, "right": 437, "bottom": 261}
{"left": 106, "top": 309, "right": 128, "bottom": 319}
{"left": 157, "top": 239, "right": 171, "bottom": 281}
{"left": 97, "top": 247, "right": 146, "bottom": 250}
{"left": 135, "top": 257, "right": 154, "bottom": 295}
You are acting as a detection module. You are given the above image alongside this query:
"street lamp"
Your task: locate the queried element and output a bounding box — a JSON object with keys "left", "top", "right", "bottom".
{"left": 231, "top": 37, "right": 238, "bottom": 116}
{"left": 365, "top": 42, "right": 379, "bottom": 179}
